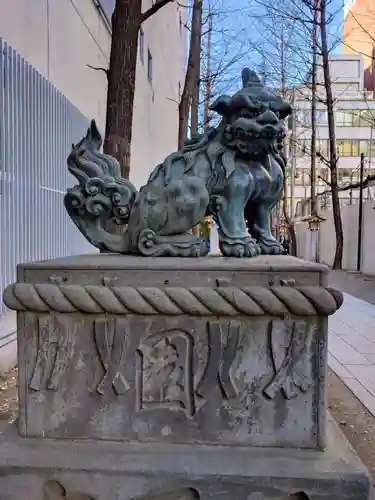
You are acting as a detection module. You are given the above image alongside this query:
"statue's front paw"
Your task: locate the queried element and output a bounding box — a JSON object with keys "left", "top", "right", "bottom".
{"left": 258, "top": 240, "right": 287, "bottom": 255}
{"left": 219, "top": 237, "right": 261, "bottom": 258}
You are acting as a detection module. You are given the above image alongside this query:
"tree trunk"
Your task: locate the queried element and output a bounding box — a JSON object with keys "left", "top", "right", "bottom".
{"left": 190, "top": 2, "right": 202, "bottom": 138}
{"left": 203, "top": 2, "right": 212, "bottom": 129}
{"left": 104, "top": 1, "right": 142, "bottom": 178}
{"left": 279, "top": 29, "right": 296, "bottom": 254}
{"left": 320, "top": 0, "right": 343, "bottom": 269}
{"left": 178, "top": 0, "right": 204, "bottom": 150}
{"left": 282, "top": 178, "right": 297, "bottom": 256}
{"left": 191, "top": 77, "right": 200, "bottom": 136}
{"left": 104, "top": 0, "right": 174, "bottom": 178}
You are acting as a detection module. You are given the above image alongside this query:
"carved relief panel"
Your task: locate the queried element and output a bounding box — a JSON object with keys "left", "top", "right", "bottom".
{"left": 20, "top": 311, "right": 323, "bottom": 449}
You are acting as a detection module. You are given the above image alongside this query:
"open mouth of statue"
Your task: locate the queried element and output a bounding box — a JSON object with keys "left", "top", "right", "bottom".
{"left": 234, "top": 126, "right": 278, "bottom": 141}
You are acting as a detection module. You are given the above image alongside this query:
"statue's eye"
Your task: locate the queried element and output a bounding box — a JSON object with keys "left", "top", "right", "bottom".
{"left": 237, "top": 128, "right": 247, "bottom": 137}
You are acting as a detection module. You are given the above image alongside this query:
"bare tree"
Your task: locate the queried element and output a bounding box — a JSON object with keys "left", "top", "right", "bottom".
{"left": 188, "top": 1, "right": 252, "bottom": 133}
{"left": 179, "top": 0, "right": 204, "bottom": 149}
{"left": 103, "top": 0, "right": 175, "bottom": 178}
{"left": 249, "top": 0, "right": 345, "bottom": 266}
{"left": 179, "top": 0, "right": 250, "bottom": 142}
{"left": 319, "top": 0, "right": 342, "bottom": 269}
{"left": 244, "top": 2, "right": 314, "bottom": 255}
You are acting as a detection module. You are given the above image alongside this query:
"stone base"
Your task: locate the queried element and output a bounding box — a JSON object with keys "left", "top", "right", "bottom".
{"left": 0, "top": 417, "right": 371, "bottom": 500}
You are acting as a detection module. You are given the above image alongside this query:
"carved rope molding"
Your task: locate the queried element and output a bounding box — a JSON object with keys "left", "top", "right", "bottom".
{"left": 3, "top": 283, "right": 343, "bottom": 317}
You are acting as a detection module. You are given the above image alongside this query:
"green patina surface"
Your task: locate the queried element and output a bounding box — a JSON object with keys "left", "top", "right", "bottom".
{"left": 64, "top": 69, "right": 292, "bottom": 257}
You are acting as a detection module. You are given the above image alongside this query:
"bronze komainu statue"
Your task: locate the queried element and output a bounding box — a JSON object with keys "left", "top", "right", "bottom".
{"left": 64, "top": 68, "right": 291, "bottom": 257}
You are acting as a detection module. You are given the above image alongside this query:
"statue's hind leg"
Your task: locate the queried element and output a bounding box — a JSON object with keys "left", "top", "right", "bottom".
{"left": 134, "top": 178, "right": 211, "bottom": 257}
{"left": 212, "top": 168, "right": 261, "bottom": 257}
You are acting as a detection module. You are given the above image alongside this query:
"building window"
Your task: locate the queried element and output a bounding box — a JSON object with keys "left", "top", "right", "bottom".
{"left": 356, "top": 109, "right": 375, "bottom": 127}
{"left": 316, "top": 109, "right": 327, "bottom": 123}
{"left": 178, "top": 81, "right": 181, "bottom": 100}
{"left": 336, "top": 140, "right": 360, "bottom": 157}
{"left": 335, "top": 110, "right": 354, "bottom": 126}
{"left": 359, "top": 140, "right": 375, "bottom": 156}
{"left": 333, "top": 109, "right": 375, "bottom": 127}
{"left": 139, "top": 29, "right": 144, "bottom": 64}
{"left": 316, "top": 139, "right": 328, "bottom": 157}
{"left": 147, "top": 49, "right": 153, "bottom": 84}
{"left": 294, "top": 170, "right": 303, "bottom": 185}
{"left": 318, "top": 167, "right": 329, "bottom": 183}
{"left": 294, "top": 168, "right": 311, "bottom": 186}
{"left": 338, "top": 169, "right": 352, "bottom": 182}
{"left": 296, "top": 138, "right": 308, "bottom": 157}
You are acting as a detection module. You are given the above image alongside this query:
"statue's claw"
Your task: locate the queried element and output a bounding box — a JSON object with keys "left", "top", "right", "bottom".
{"left": 258, "top": 240, "right": 286, "bottom": 256}
{"left": 219, "top": 237, "right": 261, "bottom": 258}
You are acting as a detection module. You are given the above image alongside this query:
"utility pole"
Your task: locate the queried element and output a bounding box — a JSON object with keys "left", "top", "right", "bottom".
{"left": 357, "top": 152, "right": 365, "bottom": 272}
{"left": 275, "top": 24, "right": 287, "bottom": 241}
{"left": 203, "top": 0, "right": 212, "bottom": 129}
{"left": 310, "top": 0, "right": 318, "bottom": 216}
{"left": 290, "top": 86, "right": 297, "bottom": 221}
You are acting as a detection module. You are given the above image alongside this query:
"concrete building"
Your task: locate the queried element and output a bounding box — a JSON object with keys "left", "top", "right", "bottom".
{"left": 0, "top": 0, "right": 188, "bottom": 372}
{"left": 288, "top": 54, "right": 375, "bottom": 218}
{"left": 343, "top": 0, "right": 375, "bottom": 71}
{"left": 0, "top": 0, "right": 188, "bottom": 187}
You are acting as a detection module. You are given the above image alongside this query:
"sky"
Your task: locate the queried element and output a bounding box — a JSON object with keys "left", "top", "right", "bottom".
{"left": 99, "top": 0, "right": 115, "bottom": 20}
{"left": 200, "top": 0, "right": 346, "bottom": 99}
{"left": 98, "top": 0, "right": 346, "bottom": 97}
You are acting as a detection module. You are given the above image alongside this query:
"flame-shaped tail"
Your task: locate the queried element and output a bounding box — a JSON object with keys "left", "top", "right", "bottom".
{"left": 64, "top": 120, "right": 137, "bottom": 253}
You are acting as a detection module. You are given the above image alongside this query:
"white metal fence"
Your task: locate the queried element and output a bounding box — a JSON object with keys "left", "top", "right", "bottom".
{"left": 0, "top": 39, "right": 95, "bottom": 316}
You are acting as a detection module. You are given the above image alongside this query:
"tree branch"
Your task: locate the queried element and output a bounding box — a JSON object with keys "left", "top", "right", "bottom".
{"left": 142, "top": 0, "right": 175, "bottom": 23}
{"left": 340, "top": 175, "right": 375, "bottom": 192}
{"left": 318, "top": 175, "right": 331, "bottom": 187}
{"left": 87, "top": 64, "right": 108, "bottom": 79}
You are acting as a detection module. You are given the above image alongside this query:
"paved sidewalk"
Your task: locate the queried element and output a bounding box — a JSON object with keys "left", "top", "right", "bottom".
{"left": 328, "top": 274, "right": 375, "bottom": 417}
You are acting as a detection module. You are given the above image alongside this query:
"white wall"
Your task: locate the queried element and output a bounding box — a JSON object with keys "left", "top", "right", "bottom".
{"left": 0, "top": 0, "right": 111, "bottom": 131}
{"left": 130, "top": 0, "right": 187, "bottom": 188}
{"left": 0, "top": 0, "right": 188, "bottom": 188}
{"left": 0, "top": 0, "right": 187, "bottom": 373}
{"left": 295, "top": 202, "right": 375, "bottom": 274}
{"left": 361, "top": 204, "right": 375, "bottom": 273}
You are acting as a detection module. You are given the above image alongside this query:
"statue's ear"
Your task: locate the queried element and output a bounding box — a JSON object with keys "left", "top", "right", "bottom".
{"left": 209, "top": 95, "right": 232, "bottom": 118}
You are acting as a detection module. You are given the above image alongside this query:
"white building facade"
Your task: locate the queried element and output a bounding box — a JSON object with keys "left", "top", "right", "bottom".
{"left": 0, "top": 0, "right": 187, "bottom": 186}
{"left": 289, "top": 54, "right": 375, "bottom": 217}
{"left": 0, "top": 0, "right": 187, "bottom": 371}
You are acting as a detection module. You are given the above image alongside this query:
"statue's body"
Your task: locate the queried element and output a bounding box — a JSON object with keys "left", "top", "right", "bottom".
{"left": 64, "top": 69, "right": 292, "bottom": 257}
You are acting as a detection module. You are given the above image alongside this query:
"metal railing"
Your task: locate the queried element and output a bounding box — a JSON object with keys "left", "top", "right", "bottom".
{"left": 0, "top": 39, "right": 95, "bottom": 316}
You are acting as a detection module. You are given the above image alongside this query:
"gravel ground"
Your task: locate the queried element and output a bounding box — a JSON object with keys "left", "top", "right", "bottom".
{"left": 0, "top": 366, "right": 17, "bottom": 433}
{"left": 328, "top": 368, "right": 375, "bottom": 488}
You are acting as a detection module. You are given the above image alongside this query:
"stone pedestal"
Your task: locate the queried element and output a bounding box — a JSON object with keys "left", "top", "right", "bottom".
{"left": 0, "top": 255, "right": 372, "bottom": 499}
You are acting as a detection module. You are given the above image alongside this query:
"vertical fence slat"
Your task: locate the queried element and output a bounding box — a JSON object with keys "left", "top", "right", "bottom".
{"left": 0, "top": 40, "right": 92, "bottom": 317}
{"left": 31, "top": 65, "right": 37, "bottom": 266}
{"left": 0, "top": 39, "right": 5, "bottom": 315}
